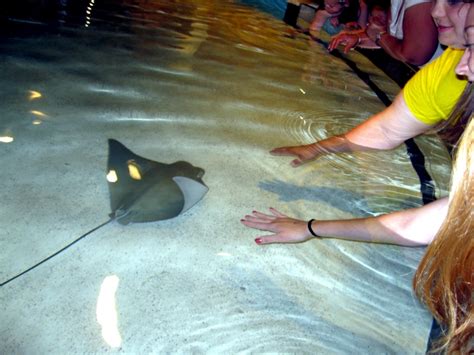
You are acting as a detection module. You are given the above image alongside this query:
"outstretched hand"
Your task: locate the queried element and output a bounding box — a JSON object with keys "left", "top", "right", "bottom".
{"left": 270, "top": 143, "right": 322, "bottom": 167}
{"left": 240, "top": 208, "right": 313, "bottom": 245}
{"left": 328, "top": 33, "right": 359, "bottom": 53}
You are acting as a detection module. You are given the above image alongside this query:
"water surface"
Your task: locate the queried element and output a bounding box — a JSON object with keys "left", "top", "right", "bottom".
{"left": 0, "top": 0, "right": 451, "bottom": 352}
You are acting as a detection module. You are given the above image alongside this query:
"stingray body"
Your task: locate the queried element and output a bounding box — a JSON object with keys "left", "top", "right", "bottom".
{"left": 107, "top": 139, "right": 208, "bottom": 224}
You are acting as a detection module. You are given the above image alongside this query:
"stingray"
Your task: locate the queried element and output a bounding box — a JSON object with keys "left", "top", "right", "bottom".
{"left": 1, "top": 139, "right": 208, "bottom": 286}
{"left": 107, "top": 139, "right": 208, "bottom": 224}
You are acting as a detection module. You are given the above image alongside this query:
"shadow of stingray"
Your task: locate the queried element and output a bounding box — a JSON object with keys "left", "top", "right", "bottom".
{"left": 258, "top": 179, "right": 421, "bottom": 217}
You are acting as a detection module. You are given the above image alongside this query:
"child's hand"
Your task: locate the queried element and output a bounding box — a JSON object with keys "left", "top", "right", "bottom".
{"left": 328, "top": 33, "right": 360, "bottom": 53}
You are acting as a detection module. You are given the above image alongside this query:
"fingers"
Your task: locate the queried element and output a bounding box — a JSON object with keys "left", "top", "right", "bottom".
{"left": 240, "top": 218, "right": 281, "bottom": 235}
{"left": 241, "top": 211, "right": 309, "bottom": 245}
{"left": 241, "top": 208, "right": 287, "bottom": 220}
{"left": 290, "top": 158, "right": 303, "bottom": 167}
{"left": 255, "top": 236, "right": 288, "bottom": 245}
{"left": 328, "top": 39, "right": 338, "bottom": 52}
{"left": 269, "top": 207, "right": 287, "bottom": 218}
{"left": 240, "top": 218, "right": 270, "bottom": 230}
{"left": 241, "top": 209, "right": 286, "bottom": 222}
{"left": 328, "top": 36, "right": 346, "bottom": 51}
{"left": 271, "top": 147, "right": 306, "bottom": 167}
{"left": 328, "top": 39, "right": 337, "bottom": 52}
{"left": 343, "top": 43, "right": 353, "bottom": 54}
{"left": 240, "top": 209, "right": 285, "bottom": 233}
{"left": 270, "top": 146, "right": 294, "bottom": 156}
{"left": 248, "top": 210, "right": 274, "bottom": 221}
{"left": 241, "top": 215, "right": 264, "bottom": 224}
{"left": 240, "top": 210, "right": 275, "bottom": 229}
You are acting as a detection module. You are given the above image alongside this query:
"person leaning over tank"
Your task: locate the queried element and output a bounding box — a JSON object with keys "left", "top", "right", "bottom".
{"left": 329, "top": 0, "right": 440, "bottom": 66}
{"left": 326, "top": 1, "right": 389, "bottom": 51}
{"left": 242, "top": 0, "right": 473, "bottom": 352}
{"left": 309, "top": 0, "right": 369, "bottom": 35}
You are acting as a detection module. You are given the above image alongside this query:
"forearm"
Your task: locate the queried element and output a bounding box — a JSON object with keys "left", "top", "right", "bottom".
{"left": 311, "top": 198, "right": 448, "bottom": 246}
{"left": 377, "top": 35, "right": 433, "bottom": 66}
{"left": 310, "top": 217, "right": 408, "bottom": 245}
{"left": 344, "top": 93, "right": 432, "bottom": 149}
{"left": 357, "top": 2, "right": 369, "bottom": 30}
{"left": 310, "top": 10, "right": 330, "bottom": 31}
{"left": 377, "top": 35, "right": 412, "bottom": 63}
{"left": 308, "top": 98, "right": 415, "bottom": 155}
{"left": 271, "top": 94, "right": 431, "bottom": 165}
{"left": 305, "top": 134, "right": 375, "bottom": 156}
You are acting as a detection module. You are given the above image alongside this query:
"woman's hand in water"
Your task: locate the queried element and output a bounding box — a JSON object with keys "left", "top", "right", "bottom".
{"left": 270, "top": 142, "right": 323, "bottom": 167}
{"left": 241, "top": 208, "right": 313, "bottom": 245}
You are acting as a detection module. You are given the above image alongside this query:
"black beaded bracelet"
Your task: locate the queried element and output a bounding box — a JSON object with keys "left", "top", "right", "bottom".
{"left": 307, "top": 219, "right": 320, "bottom": 237}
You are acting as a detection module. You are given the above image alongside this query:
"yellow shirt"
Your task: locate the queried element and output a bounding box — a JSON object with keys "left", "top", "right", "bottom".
{"left": 403, "top": 47, "right": 467, "bottom": 125}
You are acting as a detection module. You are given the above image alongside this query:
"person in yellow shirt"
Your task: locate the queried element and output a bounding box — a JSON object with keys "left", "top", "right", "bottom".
{"left": 242, "top": 0, "right": 472, "bottom": 246}
{"left": 241, "top": 0, "right": 473, "bottom": 351}
{"left": 242, "top": 0, "right": 470, "bottom": 245}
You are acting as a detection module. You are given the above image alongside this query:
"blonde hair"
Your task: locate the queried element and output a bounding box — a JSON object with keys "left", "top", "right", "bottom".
{"left": 413, "top": 115, "right": 474, "bottom": 353}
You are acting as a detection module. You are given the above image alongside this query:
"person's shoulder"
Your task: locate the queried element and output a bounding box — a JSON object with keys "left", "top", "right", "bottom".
{"left": 403, "top": 47, "right": 467, "bottom": 125}
{"left": 444, "top": 47, "right": 464, "bottom": 59}
{"left": 429, "top": 47, "right": 464, "bottom": 68}
{"left": 409, "top": 47, "right": 464, "bottom": 89}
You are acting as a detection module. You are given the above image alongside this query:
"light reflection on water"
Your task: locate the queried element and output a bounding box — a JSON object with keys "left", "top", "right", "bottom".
{"left": 0, "top": 0, "right": 451, "bottom": 353}
{"left": 96, "top": 275, "right": 122, "bottom": 348}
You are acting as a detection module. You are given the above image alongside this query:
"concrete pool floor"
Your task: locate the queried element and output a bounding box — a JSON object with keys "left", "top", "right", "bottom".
{"left": 0, "top": 0, "right": 452, "bottom": 352}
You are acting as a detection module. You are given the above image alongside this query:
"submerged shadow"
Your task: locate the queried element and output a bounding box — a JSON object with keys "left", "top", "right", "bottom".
{"left": 258, "top": 179, "right": 422, "bottom": 217}
{"left": 220, "top": 265, "right": 398, "bottom": 352}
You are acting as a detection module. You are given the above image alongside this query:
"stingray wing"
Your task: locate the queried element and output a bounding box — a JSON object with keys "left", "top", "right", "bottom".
{"left": 172, "top": 176, "right": 209, "bottom": 214}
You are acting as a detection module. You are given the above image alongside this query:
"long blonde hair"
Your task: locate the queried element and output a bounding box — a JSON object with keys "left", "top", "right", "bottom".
{"left": 413, "top": 115, "right": 474, "bottom": 352}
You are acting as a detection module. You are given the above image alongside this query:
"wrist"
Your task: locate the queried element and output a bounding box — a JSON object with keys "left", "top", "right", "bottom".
{"left": 308, "top": 219, "right": 321, "bottom": 238}
{"left": 375, "top": 31, "right": 387, "bottom": 46}
{"left": 308, "top": 142, "right": 324, "bottom": 157}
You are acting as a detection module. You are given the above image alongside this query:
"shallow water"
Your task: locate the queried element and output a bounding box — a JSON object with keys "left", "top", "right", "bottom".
{"left": 0, "top": 0, "right": 451, "bottom": 353}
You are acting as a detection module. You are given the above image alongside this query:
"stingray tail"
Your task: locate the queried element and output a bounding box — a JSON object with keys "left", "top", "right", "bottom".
{"left": 0, "top": 219, "right": 114, "bottom": 287}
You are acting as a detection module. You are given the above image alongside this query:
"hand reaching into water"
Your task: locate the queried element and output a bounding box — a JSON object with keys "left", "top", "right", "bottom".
{"left": 270, "top": 142, "right": 323, "bottom": 167}
{"left": 270, "top": 136, "right": 358, "bottom": 167}
{"left": 241, "top": 208, "right": 313, "bottom": 245}
{"left": 328, "top": 32, "right": 360, "bottom": 53}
